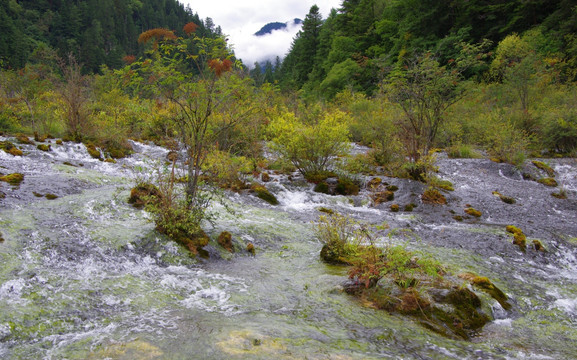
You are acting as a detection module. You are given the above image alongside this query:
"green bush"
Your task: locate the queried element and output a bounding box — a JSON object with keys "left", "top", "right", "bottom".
{"left": 268, "top": 110, "right": 350, "bottom": 178}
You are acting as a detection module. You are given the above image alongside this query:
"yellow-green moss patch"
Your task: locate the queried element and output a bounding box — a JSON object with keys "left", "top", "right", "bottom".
{"left": 538, "top": 177, "right": 558, "bottom": 187}
{"left": 0, "top": 173, "right": 24, "bottom": 185}
{"left": 422, "top": 188, "right": 446, "bottom": 205}
{"left": 465, "top": 207, "right": 482, "bottom": 217}
{"left": 506, "top": 225, "right": 527, "bottom": 251}
{"left": 532, "top": 160, "right": 555, "bottom": 177}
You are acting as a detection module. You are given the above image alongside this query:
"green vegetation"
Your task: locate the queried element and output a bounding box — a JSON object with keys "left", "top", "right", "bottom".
{"left": 314, "top": 213, "right": 496, "bottom": 340}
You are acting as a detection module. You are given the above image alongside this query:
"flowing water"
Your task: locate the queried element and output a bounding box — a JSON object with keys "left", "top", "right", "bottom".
{"left": 1, "top": 137, "right": 576, "bottom": 359}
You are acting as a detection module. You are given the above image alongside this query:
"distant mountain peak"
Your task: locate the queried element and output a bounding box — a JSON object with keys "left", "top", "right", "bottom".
{"left": 254, "top": 18, "right": 303, "bottom": 36}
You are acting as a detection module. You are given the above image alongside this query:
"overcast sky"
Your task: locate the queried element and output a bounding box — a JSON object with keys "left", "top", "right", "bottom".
{"left": 182, "top": 0, "right": 342, "bottom": 66}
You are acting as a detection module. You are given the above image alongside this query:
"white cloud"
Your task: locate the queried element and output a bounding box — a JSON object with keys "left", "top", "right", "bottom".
{"left": 182, "top": 0, "right": 341, "bottom": 66}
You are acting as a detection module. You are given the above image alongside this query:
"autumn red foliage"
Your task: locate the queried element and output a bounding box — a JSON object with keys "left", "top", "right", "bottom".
{"left": 183, "top": 22, "right": 198, "bottom": 35}
{"left": 138, "top": 28, "right": 177, "bottom": 45}
{"left": 122, "top": 55, "right": 136, "bottom": 64}
{"left": 208, "top": 58, "right": 233, "bottom": 77}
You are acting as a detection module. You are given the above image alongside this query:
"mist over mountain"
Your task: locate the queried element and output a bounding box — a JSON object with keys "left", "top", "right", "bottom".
{"left": 254, "top": 19, "right": 303, "bottom": 36}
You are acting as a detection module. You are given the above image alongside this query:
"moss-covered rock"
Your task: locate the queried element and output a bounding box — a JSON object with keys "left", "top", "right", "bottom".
{"left": 246, "top": 242, "right": 255, "bottom": 255}
{"left": 386, "top": 184, "right": 399, "bottom": 192}
{"left": 390, "top": 204, "right": 400, "bottom": 212}
{"left": 532, "top": 160, "right": 555, "bottom": 177}
{"left": 0, "top": 173, "right": 24, "bottom": 185}
{"left": 335, "top": 178, "right": 360, "bottom": 196}
{"left": 37, "top": 144, "right": 51, "bottom": 152}
{"left": 84, "top": 142, "right": 103, "bottom": 160}
{"left": 404, "top": 203, "right": 416, "bottom": 212}
{"left": 367, "top": 177, "right": 382, "bottom": 189}
{"left": 128, "top": 183, "right": 161, "bottom": 208}
{"left": 0, "top": 141, "right": 23, "bottom": 156}
{"left": 532, "top": 239, "right": 547, "bottom": 252}
{"left": 459, "top": 273, "right": 512, "bottom": 310}
{"left": 371, "top": 190, "right": 394, "bottom": 205}
{"left": 313, "top": 182, "right": 330, "bottom": 194}
{"left": 251, "top": 184, "right": 279, "bottom": 205}
{"left": 34, "top": 132, "right": 48, "bottom": 142}
{"left": 538, "top": 177, "right": 558, "bottom": 187}
{"left": 465, "top": 207, "right": 482, "bottom": 217}
{"left": 506, "top": 225, "right": 527, "bottom": 251}
{"left": 422, "top": 188, "right": 446, "bottom": 205}
{"left": 261, "top": 172, "right": 271, "bottom": 182}
{"left": 16, "top": 134, "right": 34, "bottom": 145}
{"left": 217, "top": 231, "right": 234, "bottom": 252}
{"left": 360, "top": 282, "right": 490, "bottom": 340}
{"left": 45, "top": 193, "right": 58, "bottom": 200}
{"left": 317, "top": 207, "right": 334, "bottom": 215}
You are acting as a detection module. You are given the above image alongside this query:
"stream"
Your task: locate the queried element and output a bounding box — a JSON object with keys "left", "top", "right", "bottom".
{"left": 1, "top": 136, "right": 576, "bottom": 359}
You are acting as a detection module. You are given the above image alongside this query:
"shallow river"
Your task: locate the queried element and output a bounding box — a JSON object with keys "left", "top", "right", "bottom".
{"left": 1, "top": 137, "right": 576, "bottom": 359}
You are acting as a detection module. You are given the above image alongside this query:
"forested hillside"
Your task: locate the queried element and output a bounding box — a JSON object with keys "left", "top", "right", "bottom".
{"left": 0, "top": 0, "right": 220, "bottom": 72}
{"left": 278, "top": 0, "right": 577, "bottom": 96}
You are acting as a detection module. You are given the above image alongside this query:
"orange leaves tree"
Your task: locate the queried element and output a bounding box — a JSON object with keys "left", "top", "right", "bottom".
{"left": 126, "top": 23, "right": 246, "bottom": 212}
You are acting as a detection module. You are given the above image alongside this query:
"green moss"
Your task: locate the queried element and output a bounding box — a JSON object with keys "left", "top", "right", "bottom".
{"left": 16, "top": 134, "right": 34, "bottom": 144}
{"left": 367, "top": 177, "right": 382, "bottom": 189}
{"left": 500, "top": 195, "right": 516, "bottom": 204}
{"left": 261, "top": 172, "right": 271, "bottom": 182}
{"left": 317, "top": 207, "right": 334, "bottom": 215}
{"left": 464, "top": 207, "right": 482, "bottom": 217}
{"left": 0, "top": 173, "right": 24, "bottom": 185}
{"left": 390, "top": 204, "right": 400, "bottom": 212}
{"left": 532, "top": 239, "right": 547, "bottom": 252}
{"left": 0, "top": 141, "right": 23, "bottom": 156}
{"left": 551, "top": 188, "right": 567, "bottom": 199}
{"left": 45, "top": 193, "right": 58, "bottom": 200}
{"left": 34, "top": 132, "right": 48, "bottom": 142}
{"left": 422, "top": 188, "right": 446, "bottom": 205}
{"left": 538, "top": 177, "right": 558, "bottom": 187}
{"left": 404, "top": 203, "right": 416, "bottom": 212}
{"left": 246, "top": 242, "right": 255, "bottom": 255}
{"left": 371, "top": 190, "right": 394, "bottom": 205}
{"left": 217, "top": 231, "right": 233, "bottom": 252}
{"left": 37, "top": 144, "right": 51, "bottom": 152}
{"left": 32, "top": 191, "right": 44, "bottom": 197}
{"left": 453, "top": 215, "right": 463, "bottom": 221}
{"left": 506, "top": 225, "right": 527, "bottom": 251}
{"left": 84, "top": 142, "right": 103, "bottom": 160}
{"left": 335, "top": 178, "right": 360, "bottom": 196}
{"left": 532, "top": 160, "right": 555, "bottom": 177}
{"left": 313, "top": 182, "right": 330, "bottom": 194}
{"left": 386, "top": 185, "right": 399, "bottom": 192}
{"left": 251, "top": 184, "right": 279, "bottom": 205}
{"left": 460, "top": 273, "right": 512, "bottom": 310}
{"left": 128, "top": 183, "right": 161, "bottom": 208}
